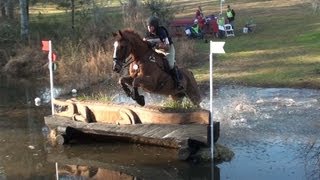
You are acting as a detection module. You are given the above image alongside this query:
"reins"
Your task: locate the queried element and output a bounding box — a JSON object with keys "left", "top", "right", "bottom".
{"left": 122, "top": 55, "right": 134, "bottom": 69}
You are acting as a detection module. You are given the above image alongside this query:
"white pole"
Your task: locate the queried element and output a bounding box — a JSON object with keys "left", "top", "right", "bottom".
{"left": 220, "top": 0, "right": 225, "bottom": 14}
{"left": 48, "top": 40, "right": 55, "bottom": 115}
{"left": 55, "top": 162, "right": 59, "bottom": 180}
{"left": 209, "top": 40, "right": 225, "bottom": 180}
{"left": 209, "top": 44, "right": 214, "bottom": 161}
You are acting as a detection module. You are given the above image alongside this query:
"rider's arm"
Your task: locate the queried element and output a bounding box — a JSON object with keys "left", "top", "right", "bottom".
{"left": 157, "top": 28, "right": 171, "bottom": 51}
{"left": 157, "top": 39, "right": 170, "bottom": 51}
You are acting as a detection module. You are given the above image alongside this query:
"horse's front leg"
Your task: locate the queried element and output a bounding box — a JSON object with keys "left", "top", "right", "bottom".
{"left": 131, "top": 87, "right": 145, "bottom": 106}
{"left": 119, "top": 76, "right": 145, "bottom": 106}
{"left": 119, "top": 76, "right": 133, "bottom": 97}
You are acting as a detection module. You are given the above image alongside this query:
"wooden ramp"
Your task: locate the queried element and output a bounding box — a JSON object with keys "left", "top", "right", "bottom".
{"left": 44, "top": 99, "right": 220, "bottom": 160}
{"left": 45, "top": 115, "right": 210, "bottom": 147}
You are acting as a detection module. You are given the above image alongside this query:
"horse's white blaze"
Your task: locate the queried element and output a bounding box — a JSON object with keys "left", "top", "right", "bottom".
{"left": 113, "top": 41, "right": 119, "bottom": 59}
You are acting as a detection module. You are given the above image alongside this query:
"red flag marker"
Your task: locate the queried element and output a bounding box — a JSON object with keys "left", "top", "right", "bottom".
{"left": 42, "top": 41, "right": 49, "bottom": 51}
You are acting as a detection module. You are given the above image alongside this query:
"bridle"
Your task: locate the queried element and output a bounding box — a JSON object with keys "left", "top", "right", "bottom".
{"left": 113, "top": 40, "right": 135, "bottom": 72}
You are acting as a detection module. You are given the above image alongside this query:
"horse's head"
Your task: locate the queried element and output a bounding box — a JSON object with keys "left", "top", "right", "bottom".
{"left": 112, "top": 30, "right": 133, "bottom": 73}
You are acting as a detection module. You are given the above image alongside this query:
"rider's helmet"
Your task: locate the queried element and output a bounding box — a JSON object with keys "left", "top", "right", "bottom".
{"left": 147, "top": 16, "right": 160, "bottom": 28}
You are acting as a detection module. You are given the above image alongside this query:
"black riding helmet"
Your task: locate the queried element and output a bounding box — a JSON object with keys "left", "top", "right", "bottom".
{"left": 147, "top": 16, "right": 159, "bottom": 28}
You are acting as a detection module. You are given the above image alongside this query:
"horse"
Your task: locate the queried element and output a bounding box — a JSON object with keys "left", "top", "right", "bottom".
{"left": 112, "top": 29, "right": 201, "bottom": 107}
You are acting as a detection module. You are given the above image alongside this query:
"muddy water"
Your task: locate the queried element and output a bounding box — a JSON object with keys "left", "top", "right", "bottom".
{"left": 0, "top": 77, "right": 320, "bottom": 179}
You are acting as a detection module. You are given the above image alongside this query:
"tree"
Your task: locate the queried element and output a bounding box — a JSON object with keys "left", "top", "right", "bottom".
{"left": 19, "top": 0, "right": 29, "bottom": 42}
{"left": 311, "top": 0, "right": 320, "bottom": 13}
{"left": 1, "top": 0, "right": 5, "bottom": 17}
{"left": 0, "top": 0, "right": 14, "bottom": 18}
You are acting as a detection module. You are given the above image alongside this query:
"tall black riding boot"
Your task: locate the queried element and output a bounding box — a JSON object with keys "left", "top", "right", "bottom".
{"left": 171, "top": 66, "right": 183, "bottom": 91}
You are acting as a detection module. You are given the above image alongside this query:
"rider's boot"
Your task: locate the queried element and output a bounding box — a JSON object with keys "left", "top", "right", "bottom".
{"left": 171, "top": 66, "right": 184, "bottom": 91}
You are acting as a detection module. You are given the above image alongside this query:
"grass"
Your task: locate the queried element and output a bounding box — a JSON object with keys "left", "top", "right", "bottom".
{"left": 189, "top": 0, "right": 320, "bottom": 89}
{"left": 77, "top": 92, "right": 112, "bottom": 102}
{"left": 160, "top": 98, "right": 199, "bottom": 112}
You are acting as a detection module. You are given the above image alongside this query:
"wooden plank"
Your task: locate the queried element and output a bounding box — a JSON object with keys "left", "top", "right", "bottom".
{"left": 44, "top": 115, "right": 209, "bottom": 148}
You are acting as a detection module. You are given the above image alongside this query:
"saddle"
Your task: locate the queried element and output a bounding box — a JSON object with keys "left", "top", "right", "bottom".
{"left": 150, "top": 52, "right": 183, "bottom": 90}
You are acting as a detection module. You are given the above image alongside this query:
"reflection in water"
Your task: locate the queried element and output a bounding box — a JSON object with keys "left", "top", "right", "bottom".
{"left": 58, "top": 164, "right": 134, "bottom": 180}
{"left": 57, "top": 164, "right": 221, "bottom": 180}
{"left": 45, "top": 140, "right": 219, "bottom": 180}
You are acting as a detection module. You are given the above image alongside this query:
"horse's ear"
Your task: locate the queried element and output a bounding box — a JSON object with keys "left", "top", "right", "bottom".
{"left": 118, "top": 30, "right": 123, "bottom": 37}
{"left": 112, "top": 32, "right": 118, "bottom": 37}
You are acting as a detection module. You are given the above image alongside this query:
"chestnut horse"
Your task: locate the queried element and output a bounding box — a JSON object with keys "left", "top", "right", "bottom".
{"left": 112, "top": 29, "right": 201, "bottom": 106}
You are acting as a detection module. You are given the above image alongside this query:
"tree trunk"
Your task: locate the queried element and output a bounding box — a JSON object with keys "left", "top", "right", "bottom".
{"left": 5, "top": 0, "right": 14, "bottom": 19}
{"left": 19, "top": 0, "right": 29, "bottom": 42}
{"left": 71, "top": 0, "right": 74, "bottom": 29}
{"left": 1, "top": 0, "right": 6, "bottom": 17}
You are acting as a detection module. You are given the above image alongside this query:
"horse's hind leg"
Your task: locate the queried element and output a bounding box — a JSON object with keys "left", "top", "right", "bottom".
{"left": 184, "top": 71, "right": 202, "bottom": 106}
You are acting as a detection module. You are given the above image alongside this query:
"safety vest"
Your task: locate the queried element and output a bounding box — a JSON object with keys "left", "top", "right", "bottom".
{"left": 217, "top": 17, "right": 225, "bottom": 26}
{"left": 226, "top": 10, "right": 233, "bottom": 18}
{"left": 191, "top": 25, "right": 200, "bottom": 34}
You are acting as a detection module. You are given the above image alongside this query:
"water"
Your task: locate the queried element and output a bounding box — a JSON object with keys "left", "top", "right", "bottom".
{"left": 205, "top": 86, "right": 320, "bottom": 180}
{"left": 1, "top": 78, "right": 320, "bottom": 179}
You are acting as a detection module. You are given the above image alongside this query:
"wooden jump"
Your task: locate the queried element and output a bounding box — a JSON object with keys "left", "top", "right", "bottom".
{"left": 44, "top": 99, "right": 220, "bottom": 160}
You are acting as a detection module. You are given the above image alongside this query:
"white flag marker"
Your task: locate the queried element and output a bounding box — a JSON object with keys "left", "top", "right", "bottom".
{"left": 209, "top": 41, "right": 225, "bottom": 164}
{"left": 210, "top": 41, "right": 225, "bottom": 54}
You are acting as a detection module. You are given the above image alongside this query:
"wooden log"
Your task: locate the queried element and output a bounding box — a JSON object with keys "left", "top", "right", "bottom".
{"left": 53, "top": 99, "right": 209, "bottom": 125}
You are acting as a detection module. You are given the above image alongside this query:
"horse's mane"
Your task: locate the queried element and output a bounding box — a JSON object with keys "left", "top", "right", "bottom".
{"left": 120, "top": 29, "right": 146, "bottom": 47}
{"left": 119, "top": 29, "right": 165, "bottom": 61}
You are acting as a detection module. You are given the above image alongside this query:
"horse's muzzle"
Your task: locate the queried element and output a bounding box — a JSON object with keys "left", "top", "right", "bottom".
{"left": 113, "top": 59, "right": 121, "bottom": 73}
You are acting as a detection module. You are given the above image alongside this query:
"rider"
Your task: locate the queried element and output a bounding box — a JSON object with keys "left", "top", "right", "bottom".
{"left": 143, "top": 16, "right": 183, "bottom": 91}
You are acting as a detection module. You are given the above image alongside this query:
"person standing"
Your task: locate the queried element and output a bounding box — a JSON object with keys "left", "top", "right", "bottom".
{"left": 217, "top": 13, "right": 225, "bottom": 38}
{"left": 195, "top": 6, "right": 206, "bottom": 31}
{"left": 226, "top": 5, "right": 236, "bottom": 29}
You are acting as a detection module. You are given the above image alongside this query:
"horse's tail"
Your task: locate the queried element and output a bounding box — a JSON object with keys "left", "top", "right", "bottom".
{"left": 181, "top": 69, "right": 202, "bottom": 106}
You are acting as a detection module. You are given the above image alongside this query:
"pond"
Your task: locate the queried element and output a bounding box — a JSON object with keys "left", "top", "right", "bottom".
{"left": 0, "top": 77, "right": 319, "bottom": 179}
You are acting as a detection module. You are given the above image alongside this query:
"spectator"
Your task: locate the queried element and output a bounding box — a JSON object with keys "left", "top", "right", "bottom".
{"left": 195, "top": 6, "right": 206, "bottom": 31}
{"left": 217, "top": 13, "right": 225, "bottom": 38}
{"left": 190, "top": 19, "right": 204, "bottom": 39}
{"left": 195, "top": 6, "right": 204, "bottom": 19}
{"left": 226, "top": 5, "right": 236, "bottom": 29}
{"left": 212, "top": 15, "right": 219, "bottom": 38}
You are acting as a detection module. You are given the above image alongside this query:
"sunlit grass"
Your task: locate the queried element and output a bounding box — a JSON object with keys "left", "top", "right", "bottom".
{"left": 191, "top": 0, "right": 320, "bottom": 88}
{"left": 77, "top": 92, "right": 111, "bottom": 102}
{"left": 160, "top": 98, "right": 199, "bottom": 111}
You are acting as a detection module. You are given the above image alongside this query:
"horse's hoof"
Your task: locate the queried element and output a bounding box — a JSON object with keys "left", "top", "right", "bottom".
{"left": 136, "top": 95, "right": 145, "bottom": 106}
